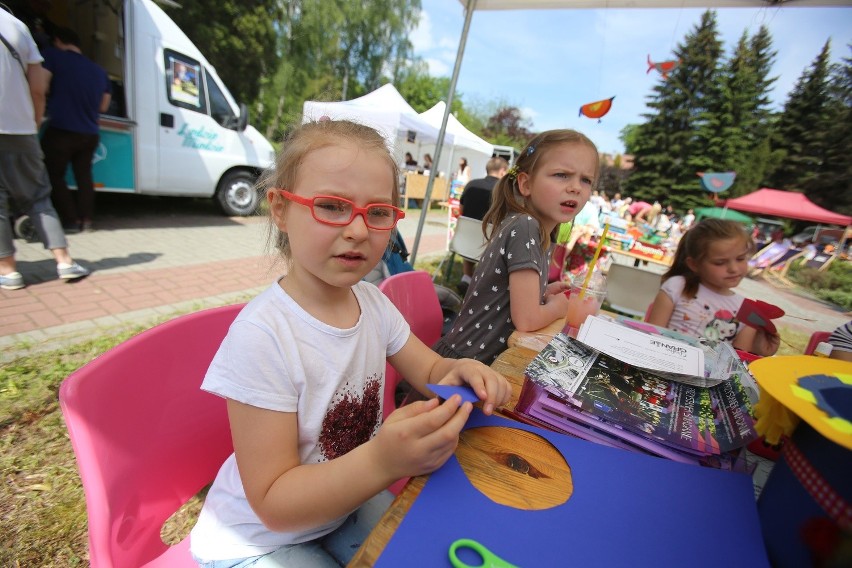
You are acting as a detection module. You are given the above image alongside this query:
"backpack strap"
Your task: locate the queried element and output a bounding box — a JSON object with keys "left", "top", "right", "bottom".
{"left": 0, "top": 29, "right": 27, "bottom": 75}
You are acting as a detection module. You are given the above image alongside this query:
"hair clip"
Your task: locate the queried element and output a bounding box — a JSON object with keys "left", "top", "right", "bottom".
{"left": 506, "top": 164, "right": 520, "bottom": 180}
{"left": 526, "top": 144, "right": 536, "bottom": 156}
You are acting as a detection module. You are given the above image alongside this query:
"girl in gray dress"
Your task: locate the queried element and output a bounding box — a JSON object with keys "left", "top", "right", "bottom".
{"left": 435, "top": 129, "right": 600, "bottom": 364}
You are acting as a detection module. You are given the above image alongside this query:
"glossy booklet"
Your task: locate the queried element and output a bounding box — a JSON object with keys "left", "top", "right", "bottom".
{"left": 521, "top": 330, "right": 759, "bottom": 455}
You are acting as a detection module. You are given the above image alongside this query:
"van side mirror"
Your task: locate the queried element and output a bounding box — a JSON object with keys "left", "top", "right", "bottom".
{"left": 237, "top": 103, "right": 248, "bottom": 132}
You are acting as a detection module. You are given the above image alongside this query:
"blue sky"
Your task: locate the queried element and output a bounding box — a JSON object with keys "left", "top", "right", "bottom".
{"left": 411, "top": 1, "right": 852, "bottom": 155}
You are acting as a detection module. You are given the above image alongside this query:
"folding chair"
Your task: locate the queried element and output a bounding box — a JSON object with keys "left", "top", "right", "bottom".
{"left": 748, "top": 241, "right": 793, "bottom": 277}
{"left": 435, "top": 216, "right": 487, "bottom": 283}
{"left": 605, "top": 263, "right": 663, "bottom": 319}
{"left": 59, "top": 303, "right": 245, "bottom": 567}
{"left": 763, "top": 248, "right": 805, "bottom": 287}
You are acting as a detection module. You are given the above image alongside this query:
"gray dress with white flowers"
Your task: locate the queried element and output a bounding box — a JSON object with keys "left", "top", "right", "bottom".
{"left": 434, "top": 213, "right": 551, "bottom": 364}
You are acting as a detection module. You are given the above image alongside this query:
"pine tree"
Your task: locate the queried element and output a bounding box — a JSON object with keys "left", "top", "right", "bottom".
{"left": 809, "top": 46, "right": 852, "bottom": 215}
{"left": 711, "top": 27, "right": 779, "bottom": 197}
{"left": 768, "top": 41, "right": 834, "bottom": 193}
{"left": 625, "top": 11, "right": 724, "bottom": 212}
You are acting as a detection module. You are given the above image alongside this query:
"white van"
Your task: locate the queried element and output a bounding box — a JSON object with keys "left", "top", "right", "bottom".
{"left": 37, "top": 0, "right": 275, "bottom": 215}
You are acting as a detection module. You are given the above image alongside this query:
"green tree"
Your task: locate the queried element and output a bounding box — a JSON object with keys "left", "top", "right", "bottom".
{"left": 768, "top": 41, "right": 834, "bottom": 194}
{"left": 335, "top": 0, "right": 421, "bottom": 99}
{"left": 164, "top": 1, "right": 283, "bottom": 105}
{"left": 626, "top": 10, "right": 724, "bottom": 212}
{"left": 810, "top": 45, "right": 852, "bottom": 215}
{"left": 396, "top": 68, "right": 455, "bottom": 113}
{"left": 619, "top": 124, "right": 640, "bottom": 155}
{"left": 707, "top": 27, "right": 779, "bottom": 197}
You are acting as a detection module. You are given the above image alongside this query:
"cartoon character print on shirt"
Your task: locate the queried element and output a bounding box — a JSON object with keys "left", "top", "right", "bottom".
{"left": 702, "top": 308, "right": 737, "bottom": 342}
{"left": 317, "top": 373, "right": 382, "bottom": 460}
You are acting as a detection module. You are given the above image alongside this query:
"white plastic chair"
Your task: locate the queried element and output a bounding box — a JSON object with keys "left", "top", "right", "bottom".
{"left": 436, "top": 216, "right": 488, "bottom": 283}
{"left": 605, "top": 263, "right": 663, "bottom": 319}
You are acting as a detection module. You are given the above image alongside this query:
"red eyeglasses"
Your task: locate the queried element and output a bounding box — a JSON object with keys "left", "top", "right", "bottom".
{"left": 275, "top": 189, "right": 405, "bottom": 230}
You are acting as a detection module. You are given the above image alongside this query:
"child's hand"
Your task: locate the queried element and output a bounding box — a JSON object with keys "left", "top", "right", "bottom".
{"left": 374, "top": 396, "right": 472, "bottom": 479}
{"left": 437, "top": 358, "right": 511, "bottom": 415}
{"left": 545, "top": 281, "right": 570, "bottom": 297}
{"left": 755, "top": 329, "right": 781, "bottom": 357}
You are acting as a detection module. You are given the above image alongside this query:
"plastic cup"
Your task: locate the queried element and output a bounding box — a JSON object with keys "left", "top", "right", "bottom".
{"left": 564, "top": 286, "right": 606, "bottom": 336}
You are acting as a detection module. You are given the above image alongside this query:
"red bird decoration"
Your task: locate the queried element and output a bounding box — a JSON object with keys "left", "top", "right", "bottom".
{"left": 647, "top": 55, "right": 680, "bottom": 79}
{"left": 578, "top": 96, "right": 615, "bottom": 122}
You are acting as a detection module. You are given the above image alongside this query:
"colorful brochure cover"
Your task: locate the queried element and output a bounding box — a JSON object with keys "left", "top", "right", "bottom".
{"left": 523, "top": 332, "right": 758, "bottom": 455}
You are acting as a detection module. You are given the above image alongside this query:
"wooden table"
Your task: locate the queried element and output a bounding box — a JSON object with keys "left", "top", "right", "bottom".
{"left": 349, "top": 339, "right": 566, "bottom": 567}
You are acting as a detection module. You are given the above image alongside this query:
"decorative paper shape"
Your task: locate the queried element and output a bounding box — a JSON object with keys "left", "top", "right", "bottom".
{"left": 427, "top": 384, "right": 480, "bottom": 405}
{"left": 375, "top": 410, "right": 768, "bottom": 567}
{"left": 647, "top": 54, "right": 681, "bottom": 79}
{"left": 796, "top": 374, "right": 852, "bottom": 425}
{"left": 578, "top": 96, "right": 615, "bottom": 122}
{"left": 736, "top": 298, "right": 784, "bottom": 335}
{"left": 749, "top": 356, "right": 852, "bottom": 450}
{"left": 697, "top": 172, "right": 736, "bottom": 193}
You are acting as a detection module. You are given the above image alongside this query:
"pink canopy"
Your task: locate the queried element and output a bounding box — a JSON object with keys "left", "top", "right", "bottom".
{"left": 720, "top": 188, "right": 851, "bottom": 226}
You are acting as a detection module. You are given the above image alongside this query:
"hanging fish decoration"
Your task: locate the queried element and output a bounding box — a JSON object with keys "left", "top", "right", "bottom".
{"left": 647, "top": 55, "right": 680, "bottom": 79}
{"left": 697, "top": 171, "right": 736, "bottom": 193}
{"left": 578, "top": 96, "right": 615, "bottom": 122}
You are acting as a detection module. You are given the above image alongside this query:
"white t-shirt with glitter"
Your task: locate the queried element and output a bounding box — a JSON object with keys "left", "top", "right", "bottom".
{"left": 190, "top": 281, "right": 409, "bottom": 562}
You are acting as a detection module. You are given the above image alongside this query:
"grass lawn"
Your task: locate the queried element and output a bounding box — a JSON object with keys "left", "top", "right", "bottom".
{"left": 0, "top": 257, "right": 818, "bottom": 565}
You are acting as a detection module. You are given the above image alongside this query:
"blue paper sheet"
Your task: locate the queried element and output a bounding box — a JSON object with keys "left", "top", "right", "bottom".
{"left": 427, "top": 384, "right": 480, "bottom": 405}
{"left": 374, "top": 410, "right": 769, "bottom": 567}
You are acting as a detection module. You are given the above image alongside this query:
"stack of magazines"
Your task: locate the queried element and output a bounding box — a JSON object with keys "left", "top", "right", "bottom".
{"left": 514, "top": 316, "right": 760, "bottom": 469}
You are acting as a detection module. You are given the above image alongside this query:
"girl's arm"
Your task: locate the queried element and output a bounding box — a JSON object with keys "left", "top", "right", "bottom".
{"left": 645, "top": 290, "right": 674, "bottom": 328}
{"left": 509, "top": 268, "right": 570, "bottom": 332}
{"left": 228, "top": 394, "right": 471, "bottom": 533}
{"left": 388, "top": 334, "right": 512, "bottom": 415}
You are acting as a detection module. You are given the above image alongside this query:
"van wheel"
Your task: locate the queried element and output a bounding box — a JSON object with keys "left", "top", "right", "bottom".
{"left": 216, "top": 171, "right": 259, "bottom": 216}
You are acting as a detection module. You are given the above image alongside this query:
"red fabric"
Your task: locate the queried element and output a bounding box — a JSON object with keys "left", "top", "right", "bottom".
{"left": 720, "top": 189, "right": 851, "bottom": 226}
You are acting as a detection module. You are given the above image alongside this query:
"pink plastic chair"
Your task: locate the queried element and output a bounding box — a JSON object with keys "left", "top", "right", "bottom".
{"left": 804, "top": 330, "right": 831, "bottom": 355}
{"left": 378, "top": 270, "right": 444, "bottom": 420}
{"left": 59, "top": 303, "right": 245, "bottom": 567}
{"left": 378, "top": 271, "right": 443, "bottom": 494}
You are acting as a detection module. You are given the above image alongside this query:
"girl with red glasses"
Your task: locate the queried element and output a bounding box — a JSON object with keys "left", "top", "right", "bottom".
{"left": 190, "top": 119, "right": 510, "bottom": 567}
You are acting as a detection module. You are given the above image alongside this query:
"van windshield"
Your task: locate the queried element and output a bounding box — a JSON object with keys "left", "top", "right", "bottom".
{"left": 207, "top": 78, "right": 238, "bottom": 129}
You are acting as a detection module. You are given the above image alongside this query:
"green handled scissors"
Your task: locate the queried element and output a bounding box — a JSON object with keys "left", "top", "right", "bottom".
{"left": 449, "top": 538, "right": 519, "bottom": 568}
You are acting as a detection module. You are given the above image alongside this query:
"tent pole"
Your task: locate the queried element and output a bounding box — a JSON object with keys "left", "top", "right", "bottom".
{"left": 409, "top": 0, "right": 476, "bottom": 266}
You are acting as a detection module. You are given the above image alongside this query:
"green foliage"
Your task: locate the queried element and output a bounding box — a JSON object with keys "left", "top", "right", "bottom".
{"left": 813, "top": 46, "right": 852, "bottom": 216}
{"left": 788, "top": 258, "right": 852, "bottom": 311}
{"left": 769, "top": 41, "right": 834, "bottom": 194}
{"left": 397, "top": 71, "right": 454, "bottom": 113}
{"left": 626, "top": 10, "right": 727, "bottom": 211}
{"left": 163, "top": 1, "right": 283, "bottom": 105}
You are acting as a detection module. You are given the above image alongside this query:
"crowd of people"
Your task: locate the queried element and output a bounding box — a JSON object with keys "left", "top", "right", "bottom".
{"left": 573, "top": 190, "right": 695, "bottom": 240}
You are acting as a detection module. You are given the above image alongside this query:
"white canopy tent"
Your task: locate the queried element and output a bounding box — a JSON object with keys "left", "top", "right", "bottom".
{"left": 418, "top": 101, "right": 494, "bottom": 180}
{"left": 302, "top": 83, "right": 454, "bottom": 161}
{"left": 408, "top": 0, "right": 849, "bottom": 264}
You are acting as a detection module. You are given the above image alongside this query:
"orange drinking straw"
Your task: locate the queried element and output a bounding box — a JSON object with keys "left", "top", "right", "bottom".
{"left": 579, "top": 223, "right": 609, "bottom": 299}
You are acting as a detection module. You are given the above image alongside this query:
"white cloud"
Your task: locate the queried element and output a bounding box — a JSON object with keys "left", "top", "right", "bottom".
{"left": 409, "top": 10, "right": 434, "bottom": 52}
{"left": 425, "top": 57, "right": 451, "bottom": 77}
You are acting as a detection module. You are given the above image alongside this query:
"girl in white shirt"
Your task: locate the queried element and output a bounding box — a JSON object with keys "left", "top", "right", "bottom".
{"left": 647, "top": 219, "right": 779, "bottom": 356}
{"left": 190, "top": 119, "right": 510, "bottom": 566}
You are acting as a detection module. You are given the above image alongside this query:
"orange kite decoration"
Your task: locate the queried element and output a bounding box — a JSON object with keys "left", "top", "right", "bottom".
{"left": 647, "top": 55, "right": 680, "bottom": 79}
{"left": 579, "top": 96, "right": 615, "bottom": 122}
